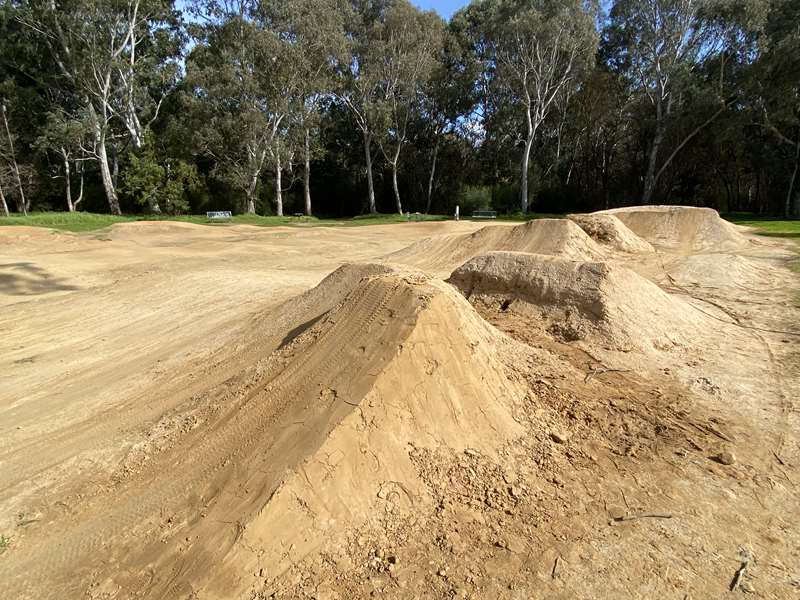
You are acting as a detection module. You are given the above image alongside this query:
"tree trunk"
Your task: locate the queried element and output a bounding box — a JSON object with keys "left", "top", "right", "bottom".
{"left": 89, "top": 106, "right": 122, "bottom": 215}
{"left": 112, "top": 143, "right": 119, "bottom": 187}
{"left": 0, "top": 178, "right": 9, "bottom": 217}
{"left": 520, "top": 134, "right": 534, "bottom": 213}
{"left": 643, "top": 120, "right": 666, "bottom": 205}
{"left": 425, "top": 138, "right": 439, "bottom": 214}
{"left": 363, "top": 129, "right": 377, "bottom": 214}
{"left": 391, "top": 142, "right": 403, "bottom": 215}
{"left": 97, "top": 137, "right": 122, "bottom": 215}
{"left": 391, "top": 161, "right": 402, "bottom": 214}
{"left": 245, "top": 173, "right": 258, "bottom": 214}
{"left": 245, "top": 193, "right": 256, "bottom": 214}
{"left": 303, "top": 127, "right": 312, "bottom": 216}
{"left": 275, "top": 145, "right": 284, "bottom": 217}
{"left": 1, "top": 102, "right": 27, "bottom": 215}
{"left": 786, "top": 141, "right": 800, "bottom": 218}
{"left": 75, "top": 162, "right": 84, "bottom": 210}
{"left": 145, "top": 151, "right": 161, "bottom": 214}
{"left": 63, "top": 149, "right": 74, "bottom": 212}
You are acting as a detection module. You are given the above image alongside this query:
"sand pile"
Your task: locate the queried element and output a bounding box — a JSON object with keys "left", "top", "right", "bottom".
{"left": 568, "top": 213, "right": 654, "bottom": 253}
{"left": 448, "top": 251, "right": 708, "bottom": 354}
{"left": 596, "top": 205, "right": 748, "bottom": 252}
{"left": 387, "top": 218, "right": 605, "bottom": 274}
{"left": 230, "top": 271, "right": 526, "bottom": 589}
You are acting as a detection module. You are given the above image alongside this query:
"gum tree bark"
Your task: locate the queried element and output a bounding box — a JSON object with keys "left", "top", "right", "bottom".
{"left": 1, "top": 102, "right": 27, "bottom": 215}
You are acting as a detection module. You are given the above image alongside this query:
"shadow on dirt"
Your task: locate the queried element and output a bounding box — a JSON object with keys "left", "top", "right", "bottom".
{"left": 0, "top": 262, "right": 78, "bottom": 296}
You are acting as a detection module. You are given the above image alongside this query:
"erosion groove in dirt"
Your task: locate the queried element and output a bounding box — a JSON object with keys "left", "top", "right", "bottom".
{"left": 1, "top": 207, "right": 798, "bottom": 600}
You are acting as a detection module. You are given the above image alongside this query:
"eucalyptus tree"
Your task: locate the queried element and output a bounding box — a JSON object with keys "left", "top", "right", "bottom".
{"left": 187, "top": 0, "right": 293, "bottom": 214}
{"left": 257, "top": 0, "right": 348, "bottom": 216}
{"left": 334, "top": 0, "right": 390, "bottom": 214}
{"left": 607, "top": 0, "right": 767, "bottom": 204}
{"left": 419, "top": 23, "right": 480, "bottom": 213}
{"left": 369, "top": 1, "right": 444, "bottom": 214}
{"left": 0, "top": 99, "right": 28, "bottom": 214}
{"left": 35, "top": 108, "right": 93, "bottom": 212}
{"left": 19, "top": 0, "right": 183, "bottom": 214}
{"left": 0, "top": 1, "right": 41, "bottom": 215}
{"left": 752, "top": 0, "right": 800, "bottom": 216}
{"left": 464, "top": 0, "right": 598, "bottom": 212}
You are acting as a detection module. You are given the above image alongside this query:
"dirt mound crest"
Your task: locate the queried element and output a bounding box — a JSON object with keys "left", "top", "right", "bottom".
{"left": 596, "top": 205, "right": 747, "bottom": 251}
{"left": 568, "top": 213, "right": 654, "bottom": 253}
{"left": 387, "top": 218, "right": 605, "bottom": 274}
{"left": 200, "top": 270, "right": 528, "bottom": 591}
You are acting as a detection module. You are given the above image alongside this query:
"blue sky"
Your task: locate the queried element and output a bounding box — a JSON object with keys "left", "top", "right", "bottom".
{"left": 414, "top": 0, "right": 469, "bottom": 20}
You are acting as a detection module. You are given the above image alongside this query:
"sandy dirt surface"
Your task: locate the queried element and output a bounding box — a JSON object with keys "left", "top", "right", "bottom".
{"left": 0, "top": 209, "right": 798, "bottom": 599}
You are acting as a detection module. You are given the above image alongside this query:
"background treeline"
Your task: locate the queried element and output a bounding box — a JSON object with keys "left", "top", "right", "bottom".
{"left": 0, "top": 0, "right": 798, "bottom": 218}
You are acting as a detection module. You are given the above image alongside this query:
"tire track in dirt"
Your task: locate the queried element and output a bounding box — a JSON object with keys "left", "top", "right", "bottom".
{"left": 0, "top": 276, "right": 422, "bottom": 599}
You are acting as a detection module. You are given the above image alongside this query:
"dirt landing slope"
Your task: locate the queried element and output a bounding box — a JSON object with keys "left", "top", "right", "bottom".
{"left": 448, "top": 251, "right": 708, "bottom": 355}
{"left": 568, "top": 213, "right": 655, "bottom": 253}
{"left": 596, "top": 205, "right": 748, "bottom": 252}
{"left": 386, "top": 218, "right": 604, "bottom": 274}
{"left": 665, "top": 253, "right": 787, "bottom": 291}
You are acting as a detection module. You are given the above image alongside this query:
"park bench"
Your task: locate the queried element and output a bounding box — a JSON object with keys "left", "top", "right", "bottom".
{"left": 206, "top": 211, "right": 232, "bottom": 221}
{"left": 472, "top": 210, "right": 497, "bottom": 220}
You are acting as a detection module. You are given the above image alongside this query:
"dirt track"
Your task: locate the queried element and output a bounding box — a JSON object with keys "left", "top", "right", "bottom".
{"left": 1, "top": 210, "right": 798, "bottom": 599}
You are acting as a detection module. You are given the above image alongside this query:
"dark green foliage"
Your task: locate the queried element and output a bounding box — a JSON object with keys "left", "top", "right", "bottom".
{"left": 0, "top": 0, "right": 799, "bottom": 218}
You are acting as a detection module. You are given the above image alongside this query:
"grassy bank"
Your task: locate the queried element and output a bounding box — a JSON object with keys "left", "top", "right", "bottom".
{"left": 0, "top": 211, "right": 451, "bottom": 232}
{"left": 724, "top": 215, "right": 800, "bottom": 283}
{"left": 0, "top": 210, "right": 573, "bottom": 233}
{"left": 724, "top": 214, "right": 800, "bottom": 239}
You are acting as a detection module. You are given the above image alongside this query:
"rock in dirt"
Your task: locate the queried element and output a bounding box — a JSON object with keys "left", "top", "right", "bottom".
{"left": 711, "top": 451, "right": 736, "bottom": 466}
{"left": 550, "top": 431, "right": 570, "bottom": 444}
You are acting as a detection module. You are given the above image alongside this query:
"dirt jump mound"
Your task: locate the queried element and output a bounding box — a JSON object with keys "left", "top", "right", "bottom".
{"left": 233, "top": 272, "right": 527, "bottom": 586}
{"left": 0, "top": 268, "right": 525, "bottom": 599}
{"left": 596, "top": 205, "right": 747, "bottom": 252}
{"left": 387, "top": 218, "right": 605, "bottom": 274}
{"left": 448, "top": 251, "right": 708, "bottom": 354}
{"left": 568, "top": 213, "right": 655, "bottom": 253}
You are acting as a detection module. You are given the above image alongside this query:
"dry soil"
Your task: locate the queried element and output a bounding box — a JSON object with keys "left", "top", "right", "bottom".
{"left": 0, "top": 208, "right": 798, "bottom": 600}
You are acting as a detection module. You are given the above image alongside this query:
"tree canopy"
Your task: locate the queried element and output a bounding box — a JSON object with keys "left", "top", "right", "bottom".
{"left": 1, "top": 0, "right": 798, "bottom": 216}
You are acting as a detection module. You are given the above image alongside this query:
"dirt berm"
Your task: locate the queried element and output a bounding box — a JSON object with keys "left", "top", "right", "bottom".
{"left": 448, "top": 251, "right": 709, "bottom": 354}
